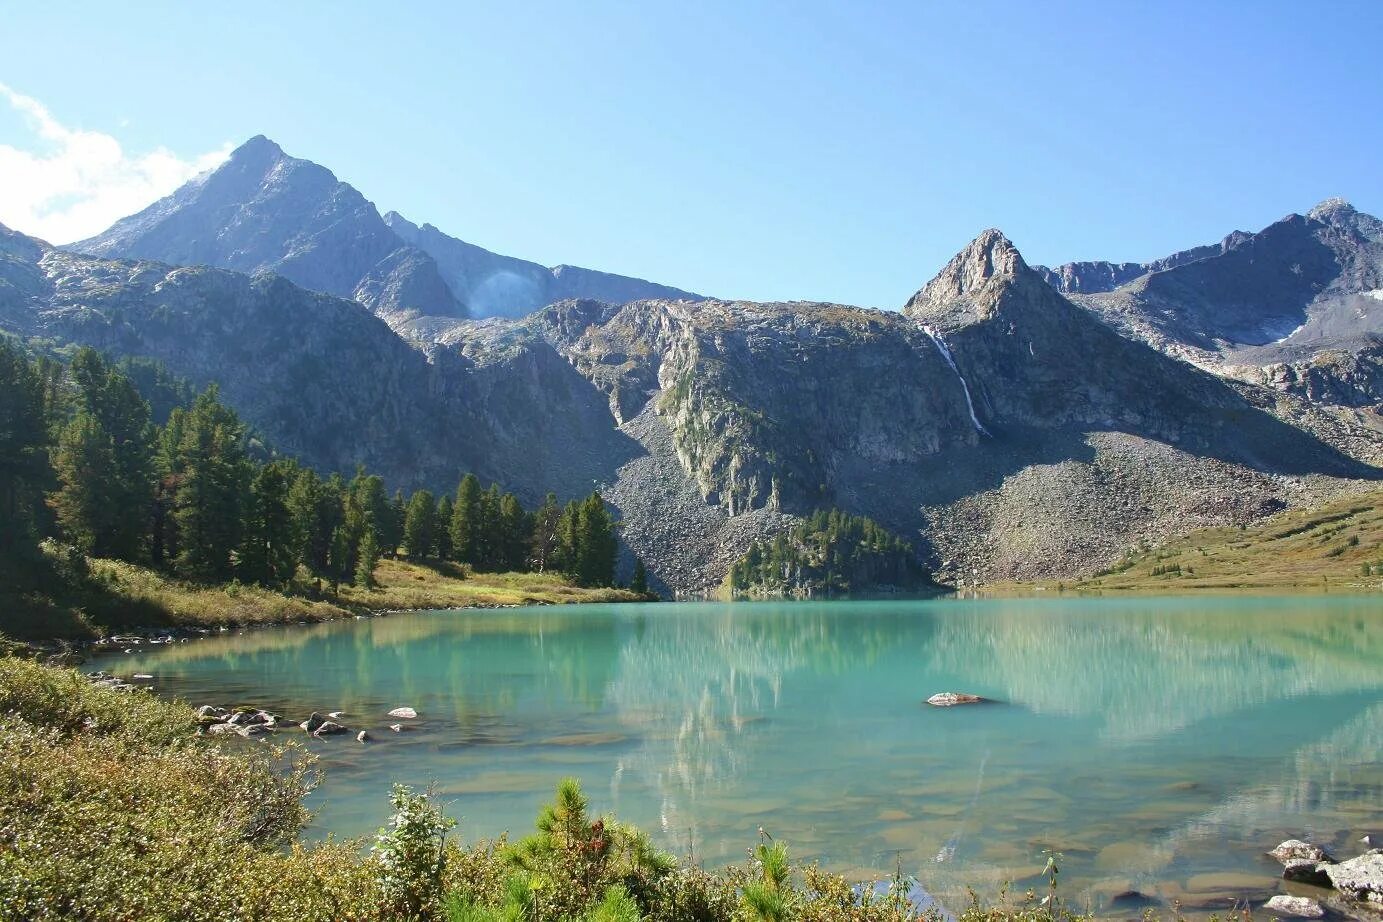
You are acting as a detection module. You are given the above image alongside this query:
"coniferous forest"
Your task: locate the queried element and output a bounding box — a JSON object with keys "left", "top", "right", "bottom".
{"left": 0, "top": 340, "right": 626, "bottom": 622}
{"left": 725, "top": 509, "right": 930, "bottom": 597}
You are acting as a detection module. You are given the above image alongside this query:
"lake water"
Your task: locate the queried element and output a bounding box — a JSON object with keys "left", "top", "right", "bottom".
{"left": 112, "top": 596, "right": 1383, "bottom": 914}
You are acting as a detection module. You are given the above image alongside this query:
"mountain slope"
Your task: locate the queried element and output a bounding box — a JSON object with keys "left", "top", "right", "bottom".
{"left": 71, "top": 136, "right": 468, "bottom": 323}
{"left": 8, "top": 218, "right": 1381, "bottom": 594}
{"left": 384, "top": 212, "right": 703, "bottom": 319}
{"left": 1038, "top": 200, "right": 1383, "bottom": 407}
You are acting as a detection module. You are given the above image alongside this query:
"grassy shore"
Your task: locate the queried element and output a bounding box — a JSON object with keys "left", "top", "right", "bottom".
{"left": 0, "top": 552, "right": 650, "bottom": 644}
{"left": 986, "top": 487, "right": 1383, "bottom": 596}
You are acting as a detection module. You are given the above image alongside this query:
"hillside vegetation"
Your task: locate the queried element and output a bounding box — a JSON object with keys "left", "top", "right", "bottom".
{"left": 1013, "top": 487, "right": 1383, "bottom": 594}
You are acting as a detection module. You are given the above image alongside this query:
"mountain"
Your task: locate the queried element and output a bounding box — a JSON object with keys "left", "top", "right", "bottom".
{"left": 72, "top": 136, "right": 468, "bottom": 324}
{"left": 1036, "top": 199, "right": 1383, "bottom": 407}
{"left": 384, "top": 212, "right": 703, "bottom": 319}
{"left": 7, "top": 216, "right": 1379, "bottom": 594}
{"left": 73, "top": 136, "right": 703, "bottom": 324}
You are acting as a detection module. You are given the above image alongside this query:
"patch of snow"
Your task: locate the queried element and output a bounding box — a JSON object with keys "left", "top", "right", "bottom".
{"left": 1365, "top": 289, "right": 1383, "bottom": 301}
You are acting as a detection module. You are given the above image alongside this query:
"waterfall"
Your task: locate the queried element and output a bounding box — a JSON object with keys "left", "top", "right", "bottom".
{"left": 922, "top": 326, "right": 989, "bottom": 436}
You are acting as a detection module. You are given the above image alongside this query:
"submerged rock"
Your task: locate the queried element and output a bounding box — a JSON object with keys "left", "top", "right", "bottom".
{"left": 300, "top": 712, "right": 327, "bottom": 734}
{"left": 388, "top": 707, "right": 418, "bottom": 719}
{"left": 1325, "top": 850, "right": 1383, "bottom": 905}
{"left": 313, "top": 721, "right": 348, "bottom": 737}
{"left": 389, "top": 723, "right": 403, "bottom": 733}
{"left": 356, "top": 730, "right": 369, "bottom": 743}
{"left": 1263, "top": 895, "right": 1325, "bottom": 918}
{"left": 926, "top": 692, "right": 990, "bottom": 707}
{"left": 1270, "top": 839, "right": 1333, "bottom": 865}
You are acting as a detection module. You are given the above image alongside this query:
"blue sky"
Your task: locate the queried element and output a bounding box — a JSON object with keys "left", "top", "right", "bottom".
{"left": 2, "top": 1, "right": 1381, "bottom": 308}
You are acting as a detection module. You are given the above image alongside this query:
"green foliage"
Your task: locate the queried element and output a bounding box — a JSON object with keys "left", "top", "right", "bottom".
{"left": 356, "top": 526, "right": 381, "bottom": 588}
{"left": 742, "top": 840, "right": 792, "bottom": 922}
{"left": 170, "top": 385, "right": 252, "bottom": 582}
{"left": 728, "top": 510, "right": 927, "bottom": 597}
{"left": 372, "top": 784, "right": 457, "bottom": 919}
{"left": 0, "top": 340, "right": 51, "bottom": 559}
{"left": 405, "top": 489, "right": 438, "bottom": 560}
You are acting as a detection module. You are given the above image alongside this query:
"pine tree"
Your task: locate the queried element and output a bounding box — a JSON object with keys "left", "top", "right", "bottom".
{"left": 402, "top": 489, "right": 436, "bottom": 560}
{"left": 328, "top": 525, "right": 351, "bottom": 593}
{"left": 475, "top": 484, "right": 503, "bottom": 570}
{"left": 450, "top": 473, "right": 481, "bottom": 565}
{"left": 171, "top": 386, "right": 250, "bottom": 582}
{"left": 241, "top": 461, "right": 296, "bottom": 586}
{"left": 59, "top": 349, "right": 154, "bottom": 560}
{"left": 499, "top": 492, "right": 528, "bottom": 570}
{"left": 355, "top": 526, "right": 380, "bottom": 588}
{"left": 572, "top": 493, "right": 617, "bottom": 587}
{"left": 630, "top": 558, "right": 648, "bottom": 595}
{"left": 383, "top": 488, "right": 407, "bottom": 558}
{"left": 48, "top": 411, "right": 117, "bottom": 556}
{"left": 0, "top": 342, "right": 51, "bottom": 561}
{"left": 529, "top": 492, "right": 562, "bottom": 573}
{"left": 435, "top": 494, "right": 454, "bottom": 560}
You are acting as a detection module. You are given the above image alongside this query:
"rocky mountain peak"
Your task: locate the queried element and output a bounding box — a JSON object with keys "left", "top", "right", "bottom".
{"left": 229, "top": 134, "right": 286, "bottom": 164}
{"left": 903, "top": 229, "right": 1034, "bottom": 326}
{"left": 1309, "top": 197, "right": 1357, "bottom": 223}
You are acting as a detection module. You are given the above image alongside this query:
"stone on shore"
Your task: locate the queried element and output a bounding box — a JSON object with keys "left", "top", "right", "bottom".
{"left": 1262, "top": 895, "right": 1325, "bottom": 918}
{"left": 1324, "top": 850, "right": 1383, "bottom": 906}
{"left": 1269, "top": 839, "right": 1332, "bottom": 865}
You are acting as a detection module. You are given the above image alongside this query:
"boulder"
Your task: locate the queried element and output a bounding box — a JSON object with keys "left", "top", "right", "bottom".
{"left": 206, "top": 723, "right": 238, "bottom": 735}
{"left": 357, "top": 730, "right": 369, "bottom": 743}
{"left": 237, "top": 724, "right": 271, "bottom": 738}
{"left": 1262, "top": 895, "right": 1325, "bottom": 918}
{"left": 1325, "top": 850, "right": 1383, "bottom": 905}
{"left": 313, "top": 721, "right": 348, "bottom": 737}
{"left": 300, "top": 712, "right": 327, "bottom": 734}
{"left": 1269, "top": 840, "right": 1333, "bottom": 865}
{"left": 1282, "top": 859, "right": 1332, "bottom": 887}
{"left": 388, "top": 707, "right": 418, "bottom": 719}
{"left": 195, "top": 705, "right": 227, "bottom": 719}
{"left": 926, "top": 692, "right": 989, "bottom": 707}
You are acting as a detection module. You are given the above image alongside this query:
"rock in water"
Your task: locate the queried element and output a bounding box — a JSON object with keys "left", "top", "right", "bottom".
{"left": 1269, "top": 839, "right": 1332, "bottom": 865}
{"left": 1262, "top": 895, "right": 1325, "bottom": 918}
{"left": 1281, "top": 859, "right": 1332, "bottom": 886}
{"left": 388, "top": 707, "right": 418, "bottom": 719}
{"left": 356, "top": 730, "right": 369, "bottom": 743}
{"left": 1325, "top": 850, "right": 1383, "bottom": 905}
{"left": 313, "top": 721, "right": 348, "bottom": 737}
{"left": 300, "top": 712, "right": 327, "bottom": 734}
{"left": 389, "top": 723, "right": 403, "bottom": 733}
{"left": 926, "top": 692, "right": 989, "bottom": 707}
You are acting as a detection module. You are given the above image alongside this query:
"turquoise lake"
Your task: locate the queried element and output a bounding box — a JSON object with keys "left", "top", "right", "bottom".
{"left": 112, "top": 596, "right": 1383, "bottom": 913}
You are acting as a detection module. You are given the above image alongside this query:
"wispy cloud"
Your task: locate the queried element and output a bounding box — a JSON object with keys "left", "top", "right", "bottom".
{"left": 0, "top": 84, "right": 230, "bottom": 244}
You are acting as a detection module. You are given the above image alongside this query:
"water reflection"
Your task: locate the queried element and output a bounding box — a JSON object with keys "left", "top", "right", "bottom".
{"left": 113, "top": 597, "right": 1383, "bottom": 909}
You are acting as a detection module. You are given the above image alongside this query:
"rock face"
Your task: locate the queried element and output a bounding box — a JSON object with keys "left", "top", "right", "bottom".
{"left": 385, "top": 212, "right": 703, "bottom": 320}
{"left": 71, "top": 137, "right": 468, "bottom": 324}
{"left": 1326, "top": 850, "right": 1383, "bottom": 906}
{"left": 1040, "top": 199, "right": 1383, "bottom": 408}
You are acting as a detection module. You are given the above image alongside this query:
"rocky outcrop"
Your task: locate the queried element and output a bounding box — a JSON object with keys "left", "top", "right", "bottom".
{"left": 1262, "top": 895, "right": 1326, "bottom": 918}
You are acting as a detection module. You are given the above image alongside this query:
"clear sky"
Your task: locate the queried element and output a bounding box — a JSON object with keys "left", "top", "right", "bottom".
{"left": 2, "top": 1, "right": 1381, "bottom": 308}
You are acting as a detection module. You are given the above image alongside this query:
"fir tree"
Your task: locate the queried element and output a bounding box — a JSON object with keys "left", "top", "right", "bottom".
{"left": 450, "top": 473, "right": 481, "bottom": 565}
{"left": 241, "top": 461, "right": 296, "bottom": 587}
{"left": 355, "top": 526, "right": 380, "bottom": 588}
{"left": 403, "top": 489, "right": 436, "bottom": 560}
{"left": 435, "top": 494, "right": 454, "bottom": 560}
{"left": 499, "top": 492, "right": 528, "bottom": 570}
{"left": 0, "top": 343, "right": 51, "bottom": 559}
{"left": 383, "top": 488, "right": 407, "bottom": 558}
{"left": 48, "top": 411, "right": 117, "bottom": 556}
{"left": 529, "top": 492, "right": 562, "bottom": 573}
{"left": 171, "top": 386, "right": 250, "bottom": 582}
{"left": 630, "top": 557, "right": 648, "bottom": 595}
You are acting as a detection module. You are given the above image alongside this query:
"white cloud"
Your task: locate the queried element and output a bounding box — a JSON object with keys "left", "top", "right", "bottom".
{"left": 0, "top": 83, "right": 231, "bottom": 244}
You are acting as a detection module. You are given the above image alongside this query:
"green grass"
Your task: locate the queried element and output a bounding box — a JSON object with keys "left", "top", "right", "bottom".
{"left": 0, "top": 549, "right": 650, "bottom": 643}
{"left": 994, "top": 487, "right": 1383, "bottom": 595}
